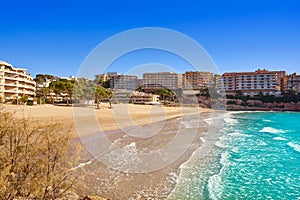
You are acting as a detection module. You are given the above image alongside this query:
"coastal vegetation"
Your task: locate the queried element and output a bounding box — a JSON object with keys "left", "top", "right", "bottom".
{"left": 49, "top": 79, "right": 75, "bottom": 105}
{"left": 223, "top": 90, "right": 300, "bottom": 110}
{"left": 0, "top": 112, "right": 78, "bottom": 199}
{"left": 34, "top": 74, "right": 55, "bottom": 83}
{"left": 32, "top": 73, "right": 300, "bottom": 111}
{"left": 196, "top": 86, "right": 300, "bottom": 104}
{"left": 35, "top": 76, "right": 113, "bottom": 107}
{"left": 226, "top": 90, "right": 300, "bottom": 104}
{"left": 195, "top": 87, "right": 300, "bottom": 110}
{"left": 154, "top": 88, "right": 177, "bottom": 102}
{"left": 94, "top": 86, "right": 112, "bottom": 109}
{"left": 94, "top": 76, "right": 110, "bottom": 89}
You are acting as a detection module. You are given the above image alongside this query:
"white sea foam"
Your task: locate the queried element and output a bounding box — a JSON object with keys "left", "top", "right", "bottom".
{"left": 259, "top": 127, "right": 286, "bottom": 134}
{"left": 229, "top": 110, "right": 259, "bottom": 114}
{"left": 204, "top": 118, "right": 213, "bottom": 125}
{"left": 257, "top": 141, "right": 268, "bottom": 146}
{"left": 71, "top": 158, "right": 94, "bottom": 170}
{"left": 208, "top": 151, "right": 230, "bottom": 200}
{"left": 208, "top": 174, "right": 223, "bottom": 200}
{"left": 208, "top": 160, "right": 229, "bottom": 200}
{"left": 224, "top": 117, "right": 238, "bottom": 125}
{"left": 166, "top": 171, "right": 179, "bottom": 185}
{"left": 287, "top": 142, "right": 300, "bottom": 153}
{"left": 273, "top": 137, "right": 288, "bottom": 141}
{"left": 228, "top": 132, "right": 250, "bottom": 137}
{"left": 200, "top": 137, "right": 205, "bottom": 143}
{"left": 231, "top": 147, "right": 239, "bottom": 153}
{"left": 215, "top": 140, "right": 229, "bottom": 149}
{"left": 263, "top": 119, "right": 273, "bottom": 123}
{"left": 220, "top": 151, "right": 230, "bottom": 166}
{"left": 105, "top": 142, "right": 141, "bottom": 172}
{"left": 168, "top": 112, "right": 227, "bottom": 199}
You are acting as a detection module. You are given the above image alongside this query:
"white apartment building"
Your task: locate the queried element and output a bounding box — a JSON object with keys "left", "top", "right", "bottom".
{"left": 0, "top": 61, "right": 36, "bottom": 101}
{"left": 219, "top": 69, "right": 287, "bottom": 96}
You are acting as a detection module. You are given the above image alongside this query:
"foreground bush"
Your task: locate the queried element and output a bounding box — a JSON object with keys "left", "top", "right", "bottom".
{"left": 0, "top": 112, "right": 76, "bottom": 199}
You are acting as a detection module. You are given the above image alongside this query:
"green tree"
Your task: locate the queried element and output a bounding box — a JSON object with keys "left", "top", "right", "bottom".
{"left": 199, "top": 87, "right": 209, "bottom": 97}
{"left": 136, "top": 85, "right": 144, "bottom": 92}
{"left": 20, "top": 95, "right": 28, "bottom": 104}
{"left": 94, "top": 77, "right": 110, "bottom": 89}
{"left": 74, "top": 79, "right": 97, "bottom": 103}
{"left": 37, "top": 87, "right": 50, "bottom": 104}
{"left": 256, "top": 91, "right": 264, "bottom": 99}
{"left": 49, "top": 79, "right": 74, "bottom": 106}
{"left": 95, "top": 86, "right": 112, "bottom": 109}
{"left": 34, "top": 74, "right": 54, "bottom": 84}
{"left": 235, "top": 90, "right": 243, "bottom": 99}
{"left": 83, "top": 86, "right": 96, "bottom": 101}
{"left": 154, "top": 88, "right": 177, "bottom": 102}
{"left": 64, "top": 81, "right": 74, "bottom": 105}
{"left": 102, "top": 80, "right": 111, "bottom": 89}
{"left": 283, "top": 90, "right": 299, "bottom": 103}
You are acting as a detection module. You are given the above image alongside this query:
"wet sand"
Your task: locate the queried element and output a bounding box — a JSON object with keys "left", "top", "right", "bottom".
{"left": 73, "top": 114, "right": 213, "bottom": 199}
{"left": 3, "top": 104, "right": 215, "bottom": 199}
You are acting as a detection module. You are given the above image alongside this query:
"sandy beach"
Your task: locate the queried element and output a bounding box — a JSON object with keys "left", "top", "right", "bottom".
{"left": 3, "top": 103, "right": 209, "bottom": 135}
{"left": 2, "top": 103, "right": 215, "bottom": 199}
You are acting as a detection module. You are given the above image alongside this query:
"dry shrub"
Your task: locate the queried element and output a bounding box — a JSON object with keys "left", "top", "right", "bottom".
{"left": 0, "top": 111, "right": 77, "bottom": 200}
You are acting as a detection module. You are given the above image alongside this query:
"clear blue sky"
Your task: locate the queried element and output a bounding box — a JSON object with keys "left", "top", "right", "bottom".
{"left": 1, "top": 0, "right": 300, "bottom": 78}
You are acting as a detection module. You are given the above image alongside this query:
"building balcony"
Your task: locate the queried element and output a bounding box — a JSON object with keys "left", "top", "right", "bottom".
{"left": 19, "top": 91, "right": 35, "bottom": 96}
{"left": 18, "top": 78, "right": 35, "bottom": 84}
{"left": 18, "top": 84, "right": 36, "bottom": 90}
{"left": 4, "top": 76, "right": 18, "bottom": 81}
{"left": 4, "top": 89, "right": 18, "bottom": 94}
{"left": 4, "top": 83, "right": 18, "bottom": 87}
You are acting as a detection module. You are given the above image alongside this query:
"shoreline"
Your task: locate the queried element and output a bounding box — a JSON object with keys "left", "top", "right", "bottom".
{"left": 168, "top": 112, "right": 226, "bottom": 199}
{"left": 72, "top": 111, "right": 217, "bottom": 199}
{"left": 6, "top": 104, "right": 289, "bottom": 198}
{"left": 226, "top": 107, "right": 300, "bottom": 112}
{"left": 226, "top": 103, "right": 300, "bottom": 112}
{"left": 2, "top": 103, "right": 215, "bottom": 199}
{"left": 73, "top": 109, "right": 228, "bottom": 199}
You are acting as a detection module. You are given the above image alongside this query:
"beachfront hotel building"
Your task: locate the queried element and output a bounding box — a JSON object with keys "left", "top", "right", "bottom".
{"left": 129, "top": 91, "right": 160, "bottom": 104}
{"left": 143, "top": 72, "right": 183, "bottom": 92}
{"left": 218, "top": 69, "right": 287, "bottom": 95}
{"left": 183, "top": 71, "right": 214, "bottom": 89}
{"left": 0, "top": 61, "right": 36, "bottom": 101}
{"left": 95, "top": 73, "right": 109, "bottom": 83}
{"left": 111, "top": 74, "right": 139, "bottom": 91}
{"left": 287, "top": 73, "right": 300, "bottom": 93}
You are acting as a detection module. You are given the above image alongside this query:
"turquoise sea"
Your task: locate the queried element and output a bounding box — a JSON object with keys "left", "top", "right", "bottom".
{"left": 169, "top": 112, "right": 300, "bottom": 200}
